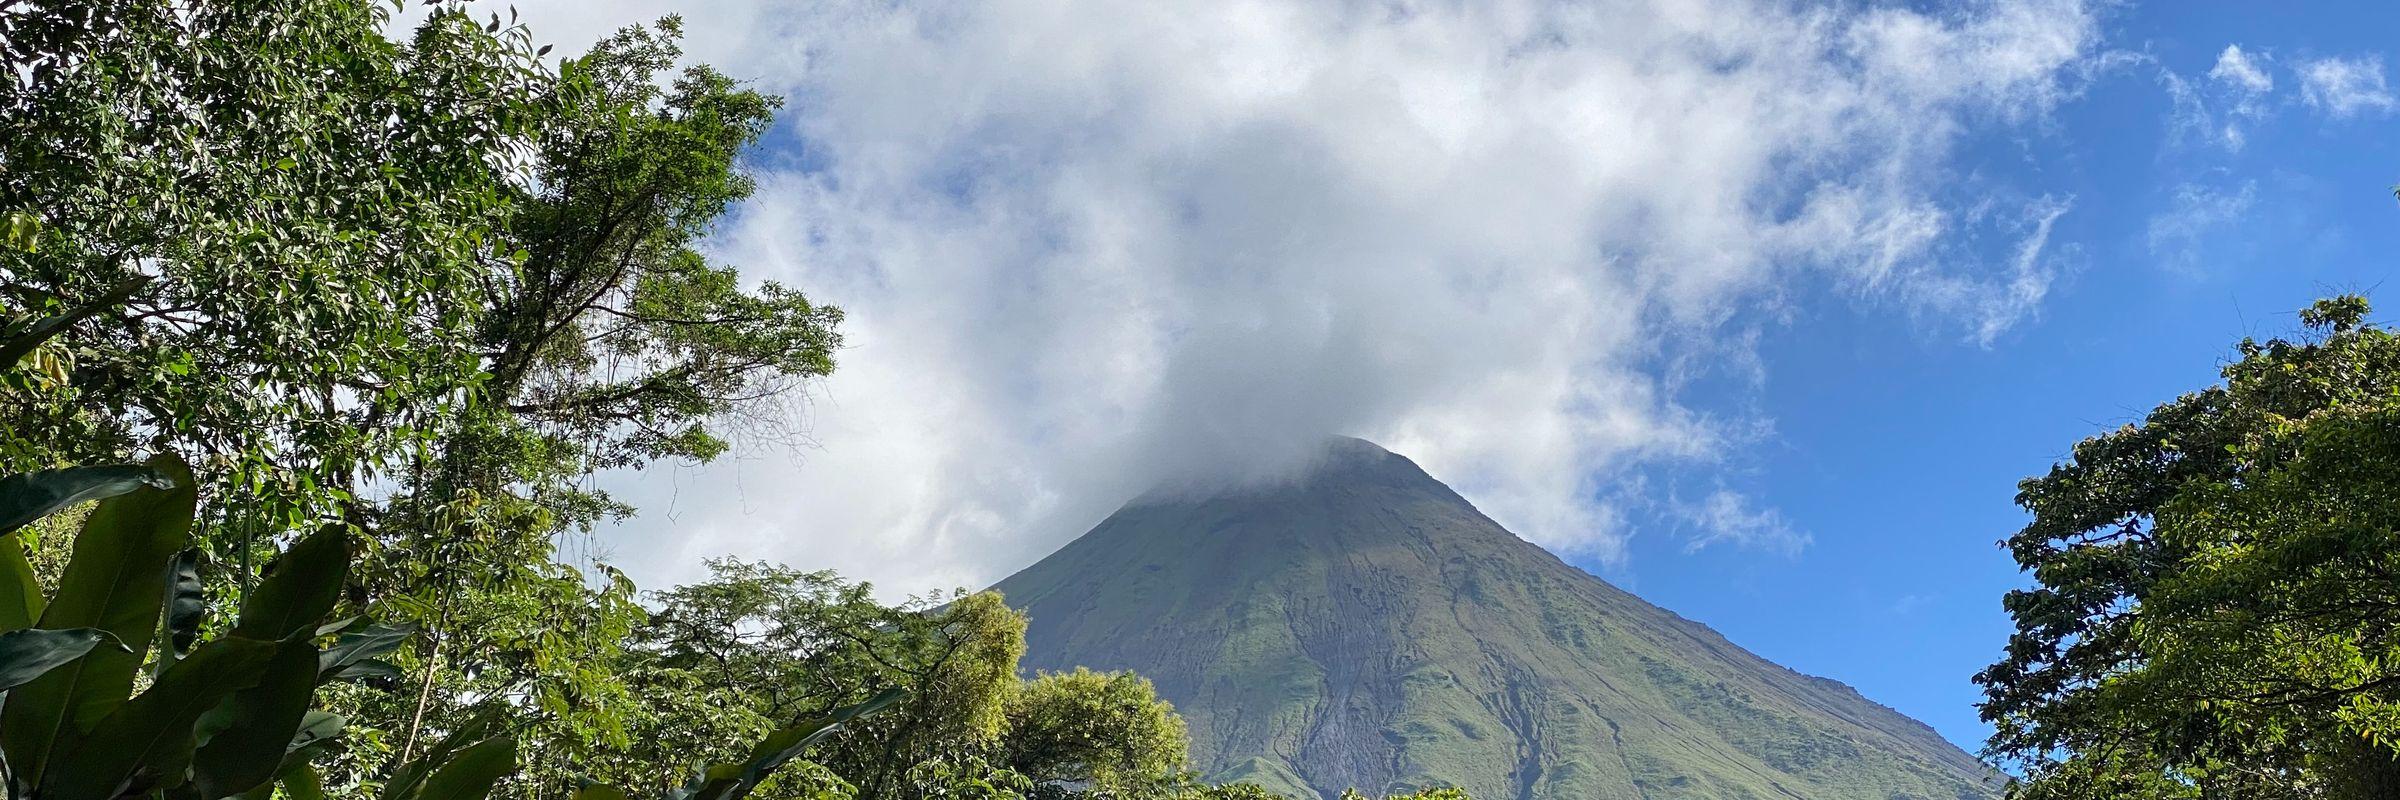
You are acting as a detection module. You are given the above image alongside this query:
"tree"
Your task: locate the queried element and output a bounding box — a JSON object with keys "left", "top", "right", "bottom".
{"left": 474, "top": 16, "right": 839, "bottom": 472}
{"left": 0, "top": 0, "right": 544, "bottom": 537}
{"left": 1003, "top": 669, "right": 1189, "bottom": 796}
{"left": 358, "top": 18, "right": 843, "bottom": 783}
{"left": 616, "top": 562, "right": 1462, "bottom": 800}
{"left": 614, "top": 561, "right": 1026, "bottom": 800}
{"left": 1979, "top": 296, "right": 2400, "bottom": 798}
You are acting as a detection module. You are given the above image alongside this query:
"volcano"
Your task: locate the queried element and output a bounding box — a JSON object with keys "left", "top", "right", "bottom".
{"left": 990, "top": 438, "right": 1996, "bottom": 800}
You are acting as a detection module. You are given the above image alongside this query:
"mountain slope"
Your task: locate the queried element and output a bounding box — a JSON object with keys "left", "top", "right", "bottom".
{"left": 990, "top": 437, "right": 1996, "bottom": 800}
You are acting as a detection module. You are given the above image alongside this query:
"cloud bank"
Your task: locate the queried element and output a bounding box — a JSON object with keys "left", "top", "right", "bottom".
{"left": 493, "top": 0, "right": 2106, "bottom": 594}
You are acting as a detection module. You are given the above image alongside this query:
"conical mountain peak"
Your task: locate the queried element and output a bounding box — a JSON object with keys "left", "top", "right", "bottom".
{"left": 1129, "top": 435, "right": 1453, "bottom": 508}
{"left": 992, "top": 442, "right": 1996, "bottom": 800}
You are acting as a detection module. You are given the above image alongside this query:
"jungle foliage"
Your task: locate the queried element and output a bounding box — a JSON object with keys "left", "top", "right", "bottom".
{"left": 0, "top": 2, "right": 1462, "bottom": 799}
{"left": 1981, "top": 297, "right": 2400, "bottom": 799}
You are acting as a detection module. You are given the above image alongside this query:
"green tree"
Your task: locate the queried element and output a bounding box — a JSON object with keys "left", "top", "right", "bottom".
{"left": 1980, "top": 296, "right": 2400, "bottom": 798}
{"left": 615, "top": 561, "right": 1024, "bottom": 800}
{"left": 474, "top": 16, "right": 838, "bottom": 470}
{"left": 1003, "top": 669, "right": 1189, "bottom": 797}
{"left": 0, "top": 0, "right": 544, "bottom": 536}
{"left": 360, "top": 18, "right": 842, "bottom": 786}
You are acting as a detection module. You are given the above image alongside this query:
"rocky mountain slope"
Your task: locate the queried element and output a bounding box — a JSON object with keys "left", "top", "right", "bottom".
{"left": 990, "top": 437, "right": 1997, "bottom": 800}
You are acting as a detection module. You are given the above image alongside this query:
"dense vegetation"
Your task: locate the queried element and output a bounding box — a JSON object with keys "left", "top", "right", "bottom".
{"left": 15, "top": 2, "right": 2400, "bottom": 800}
{"left": 1980, "top": 297, "right": 2400, "bottom": 798}
{"left": 0, "top": 2, "right": 1467, "bottom": 799}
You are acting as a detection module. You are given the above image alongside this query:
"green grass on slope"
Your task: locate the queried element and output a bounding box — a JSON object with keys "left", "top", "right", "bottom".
{"left": 994, "top": 438, "right": 2000, "bottom": 800}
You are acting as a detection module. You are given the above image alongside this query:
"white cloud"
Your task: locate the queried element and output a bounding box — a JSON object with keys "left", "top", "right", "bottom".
{"left": 2209, "top": 44, "right": 2273, "bottom": 95}
{"left": 488, "top": 0, "right": 2106, "bottom": 595}
{"left": 2297, "top": 54, "right": 2397, "bottom": 119}
{"left": 1679, "top": 489, "right": 1810, "bottom": 556}
{"left": 2146, "top": 181, "right": 2257, "bottom": 272}
{"left": 2164, "top": 44, "right": 2277, "bottom": 151}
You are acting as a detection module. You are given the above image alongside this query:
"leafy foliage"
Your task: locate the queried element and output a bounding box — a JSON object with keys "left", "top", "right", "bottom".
{"left": 1003, "top": 669, "right": 1189, "bottom": 796}
{"left": 0, "top": 0, "right": 545, "bottom": 532}
{"left": 0, "top": 456, "right": 430, "bottom": 800}
{"left": 1980, "top": 297, "right": 2400, "bottom": 798}
{"left": 612, "top": 562, "right": 1034, "bottom": 800}
{"left": 0, "top": 2, "right": 1458, "bottom": 800}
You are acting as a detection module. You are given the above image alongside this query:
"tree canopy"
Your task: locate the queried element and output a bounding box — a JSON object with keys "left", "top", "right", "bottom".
{"left": 0, "top": 2, "right": 1466, "bottom": 799}
{"left": 1981, "top": 296, "right": 2400, "bottom": 799}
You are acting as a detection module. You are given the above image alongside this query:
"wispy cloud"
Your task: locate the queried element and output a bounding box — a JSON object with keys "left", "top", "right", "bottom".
{"left": 1679, "top": 490, "right": 1810, "bottom": 557}
{"left": 2165, "top": 44, "right": 2279, "bottom": 151}
{"left": 2297, "top": 55, "right": 2397, "bottom": 118}
{"left": 481, "top": 0, "right": 2106, "bottom": 594}
{"left": 2146, "top": 181, "right": 2258, "bottom": 272}
{"left": 2209, "top": 44, "right": 2274, "bottom": 96}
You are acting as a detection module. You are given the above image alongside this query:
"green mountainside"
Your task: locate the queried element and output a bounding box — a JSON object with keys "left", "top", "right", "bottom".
{"left": 990, "top": 438, "right": 1999, "bottom": 800}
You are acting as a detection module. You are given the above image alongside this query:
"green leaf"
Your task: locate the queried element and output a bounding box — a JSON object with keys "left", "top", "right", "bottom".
{"left": 0, "top": 465, "right": 173, "bottom": 534}
{"left": 235, "top": 711, "right": 343, "bottom": 800}
{"left": 281, "top": 763, "right": 328, "bottom": 800}
{"left": 326, "top": 657, "right": 402, "bottom": 682}
{"left": 318, "top": 622, "right": 413, "bottom": 682}
{"left": 314, "top": 616, "right": 363, "bottom": 637}
{"left": 233, "top": 524, "right": 351, "bottom": 641}
{"left": 40, "top": 635, "right": 277, "bottom": 800}
{"left": 286, "top": 710, "right": 345, "bottom": 755}
{"left": 570, "top": 784, "right": 632, "bottom": 800}
{"left": 0, "top": 277, "right": 151, "bottom": 368}
{"left": 670, "top": 687, "right": 907, "bottom": 800}
{"left": 2, "top": 209, "right": 39, "bottom": 251}
{"left": 0, "top": 532, "right": 44, "bottom": 632}
{"left": 382, "top": 705, "right": 505, "bottom": 800}
{"left": 192, "top": 635, "right": 322, "bottom": 798}
{"left": 1, "top": 454, "right": 195, "bottom": 789}
{"left": 157, "top": 547, "right": 205, "bottom": 665}
{"left": 412, "top": 737, "right": 517, "bottom": 800}
{"left": 0, "top": 628, "right": 122, "bottom": 692}
{"left": 234, "top": 775, "right": 279, "bottom": 800}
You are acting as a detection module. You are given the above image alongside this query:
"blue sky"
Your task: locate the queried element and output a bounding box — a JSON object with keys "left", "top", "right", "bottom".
{"left": 519, "top": 0, "right": 2400, "bottom": 758}
{"left": 1603, "top": 0, "right": 2400, "bottom": 750}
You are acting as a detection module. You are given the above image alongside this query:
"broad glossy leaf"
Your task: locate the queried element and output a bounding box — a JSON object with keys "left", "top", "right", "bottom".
{"left": 40, "top": 636, "right": 276, "bottom": 800}
{"left": 319, "top": 622, "right": 413, "bottom": 681}
{"left": 1, "top": 454, "right": 195, "bottom": 788}
{"left": 158, "top": 548, "right": 204, "bottom": 663}
{"left": 382, "top": 705, "right": 506, "bottom": 800}
{"left": 0, "top": 465, "right": 172, "bottom": 534}
{"left": 412, "top": 737, "right": 516, "bottom": 800}
{"left": 192, "top": 636, "right": 321, "bottom": 798}
{"left": 233, "top": 524, "right": 351, "bottom": 641}
{"left": 314, "top": 616, "right": 363, "bottom": 638}
{"left": 281, "top": 763, "right": 327, "bottom": 800}
{"left": 238, "top": 712, "right": 344, "bottom": 800}
{"left": 742, "top": 688, "right": 908, "bottom": 777}
{"left": 0, "top": 532, "right": 43, "bottom": 632}
{"left": 0, "top": 628, "right": 120, "bottom": 692}
{"left": 326, "top": 657, "right": 402, "bottom": 682}
{"left": 234, "top": 776, "right": 278, "bottom": 800}
{"left": 670, "top": 687, "right": 907, "bottom": 800}
{"left": 287, "top": 710, "right": 345, "bottom": 754}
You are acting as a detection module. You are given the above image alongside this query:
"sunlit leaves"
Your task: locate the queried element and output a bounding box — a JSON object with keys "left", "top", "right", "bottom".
{"left": 1981, "top": 296, "right": 2400, "bottom": 798}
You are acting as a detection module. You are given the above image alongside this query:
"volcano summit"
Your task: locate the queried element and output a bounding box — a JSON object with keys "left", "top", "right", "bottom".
{"left": 992, "top": 438, "right": 1995, "bottom": 800}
